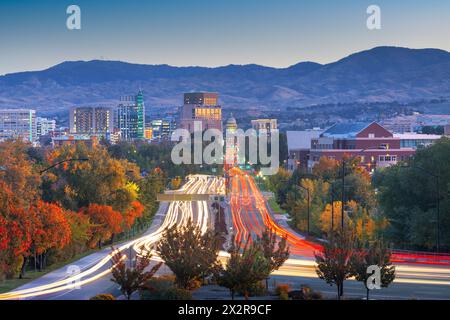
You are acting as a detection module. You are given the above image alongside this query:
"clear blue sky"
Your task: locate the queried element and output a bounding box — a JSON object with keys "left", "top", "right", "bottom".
{"left": 1, "top": 0, "right": 449, "bottom": 75}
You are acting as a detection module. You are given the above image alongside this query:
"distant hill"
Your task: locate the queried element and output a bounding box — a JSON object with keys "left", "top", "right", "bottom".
{"left": 0, "top": 46, "right": 449, "bottom": 113}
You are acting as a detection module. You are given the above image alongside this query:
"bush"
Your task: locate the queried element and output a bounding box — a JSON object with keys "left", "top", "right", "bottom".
{"left": 238, "top": 281, "right": 266, "bottom": 297}
{"left": 163, "top": 288, "right": 193, "bottom": 300}
{"left": 288, "top": 285, "right": 323, "bottom": 300}
{"left": 279, "top": 292, "right": 289, "bottom": 300}
{"left": 89, "top": 294, "right": 116, "bottom": 300}
{"left": 187, "top": 278, "right": 202, "bottom": 291}
{"left": 140, "top": 275, "right": 192, "bottom": 300}
{"left": 275, "top": 284, "right": 291, "bottom": 296}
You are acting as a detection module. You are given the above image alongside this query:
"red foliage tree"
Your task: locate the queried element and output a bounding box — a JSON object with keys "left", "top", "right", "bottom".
{"left": 30, "top": 201, "right": 72, "bottom": 256}
{"left": 123, "top": 201, "right": 144, "bottom": 230}
{"left": 81, "top": 204, "right": 123, "bottom": 248}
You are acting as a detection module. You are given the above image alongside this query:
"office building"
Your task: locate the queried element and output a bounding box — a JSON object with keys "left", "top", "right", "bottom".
{"left": 0, "top": 109, "right": 37, "bottom": 143}
{"left": 69, "top": 107, "right": 113, "bottom": 135}
{"left": 117, "top": 91, "right": 145, "bottom": 141}
{"left": 382, "top": 114, "right": 450, "bottom": 133}
{"left": 151, "top": 118, "right": 177, "bottom": 140}
{"left": 36, "top": 117, "right": 56, "bottom": 138}
{"left": 179, "top": 92, "right": 222, "bottom": 133}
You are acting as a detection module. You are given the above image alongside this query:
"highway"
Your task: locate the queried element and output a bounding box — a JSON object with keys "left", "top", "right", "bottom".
{"left": 0, "top": 174, "right": 224, "bottom": 300}
{"left": 228, "top": 167, "right": 450, "bottom": 299}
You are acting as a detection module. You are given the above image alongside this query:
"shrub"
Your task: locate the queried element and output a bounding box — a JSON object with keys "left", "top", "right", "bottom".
{"left": 187, "top": 278, "right": 202, "bottom": 291}
{"left": 279, "top": 292, "right": 289, "bottom": 300}
{"left": 140, "top": 275, "right": 192, "bottom": 300}
{"left": 288, "top": 285, "right": 323, "bottom": 300}
{"left": 89, "top": 294, "right": 116, "bottom": 300}
{"left": 238, "top": 281, "right": 266, "bottom": 297}
{"left": 163, "top": 288, "right": 193, "bottom": 300}
{"left": 275, "top": 284, "right": 291, "bottom": 296}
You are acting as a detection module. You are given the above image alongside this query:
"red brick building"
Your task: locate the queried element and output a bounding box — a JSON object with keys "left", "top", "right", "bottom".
{"left": 309, "top": 122, "right": 415, "bottom": 172}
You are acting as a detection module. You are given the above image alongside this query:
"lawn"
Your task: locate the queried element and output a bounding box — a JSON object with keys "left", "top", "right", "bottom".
{"left": 267, "top": 196, "right": 287, "bottom": 215}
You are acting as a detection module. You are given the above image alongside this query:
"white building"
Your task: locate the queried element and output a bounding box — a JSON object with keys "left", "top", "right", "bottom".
{"left": 0, "top": 109, "right": 37, "bottom": 143}
{"left": 394, "top": 132, "right": 442, "bottom": 149}
{"left": 287, "top": 128, "right": 323, "bottom": 172}
{"left": 36, "top": 117, "right": 56, "bottom": 138}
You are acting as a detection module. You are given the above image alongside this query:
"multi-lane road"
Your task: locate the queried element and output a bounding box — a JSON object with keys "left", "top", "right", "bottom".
{"left": 2, "top": 170, "right": 450, "bottom": 299}
{"left": 228, "top": 167, "right": 450, "bottom": 299}
{"left": 0, "top": 175, "right": 224, "bottom": 300}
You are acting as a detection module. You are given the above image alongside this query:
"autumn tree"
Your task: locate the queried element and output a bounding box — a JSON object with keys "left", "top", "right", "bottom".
{"left": 43, "top": 143, "right": 140, "bottom": 213}
{"left": 256, "top": 229, "right": 290, "bottom": 289}
{"left": 81, "top": 204, "right": 123, "bottom": 248}
{"left": 136, "top": 171, "right": 165, "bottom": 227}
{"left": 28, "top": 201, "right": 72, "bottom": 274}
{"left": 0, "top": 206, "right": 32, "bottom": 279}
{"left": 123, "top": 201, "right": 145, "bottom": 231}
{"left": 351, "top": 239, "right": 396, "bottom": 300}
{"left": 312, "top": 157, "right": 339, "bottom": 181}
{"left": 110, "top": 247, "right": 162, "bottom": 300}
{"left": 315, "top": 230, "right": 357, "bottom": 300}
{"left": 157, "top": 220, "right": 221, "bottom": 289}
{"left": 216, "top": 237, "right": 271, "bottom": 300}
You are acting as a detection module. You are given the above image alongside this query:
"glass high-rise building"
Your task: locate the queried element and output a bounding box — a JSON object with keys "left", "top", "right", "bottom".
{"left": 0, "top": 109, "right": 36, "bottom": 143}
{"left": 117, "top": 91, "right": 145, "bottom": 141}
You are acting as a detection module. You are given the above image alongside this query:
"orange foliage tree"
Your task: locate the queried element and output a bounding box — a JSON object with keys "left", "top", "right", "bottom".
{"left": 81, "top": 204, "right": 123, "bottom": 248}
{"left": 123, "top": 201, "right": 145, "bottom": 230}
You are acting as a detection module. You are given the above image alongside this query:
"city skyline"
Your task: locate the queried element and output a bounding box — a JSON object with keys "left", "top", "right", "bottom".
{"left": 1, "top": 0, "right": 450, "bottom": 75}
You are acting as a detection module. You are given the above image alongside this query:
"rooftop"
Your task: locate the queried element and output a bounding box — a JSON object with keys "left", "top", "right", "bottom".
{"left": 321, "top": 122, "right": 372, "bottom": 139}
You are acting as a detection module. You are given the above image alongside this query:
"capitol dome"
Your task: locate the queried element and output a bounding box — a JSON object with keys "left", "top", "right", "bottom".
{"left": 226, "top": 114, "right": 237, "bottom": 131}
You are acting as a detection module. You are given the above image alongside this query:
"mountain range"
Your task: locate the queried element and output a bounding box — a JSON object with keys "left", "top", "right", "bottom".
{"left": 1, "top": 46, "right": 449, "bottom": 114}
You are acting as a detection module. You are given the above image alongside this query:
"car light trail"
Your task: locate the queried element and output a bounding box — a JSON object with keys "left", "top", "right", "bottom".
{"left": 0, "top": 175, "right": 224, "bottom": 300}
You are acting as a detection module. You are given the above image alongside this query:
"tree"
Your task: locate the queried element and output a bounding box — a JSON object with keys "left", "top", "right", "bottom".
{"left": 315, "top": 230, "right": 357, "bottom": 299}
{"left": 81, "top": 204, "right": 123, "bottom": 248}
{"left": 27, "top": 201, "right": 72, "bottom": 274}
{"left": 43, "top": 143, "right": 140, "bottom": 213}
{"left": 216, "top": 237, "right": 271, "bottom": 300}
{"left": 110, "top": 247, "right": 162, "bottom": 300}
{"left": 136, "top": 171, "right": 165, "bottom": 227}
{"left": 256, "top": 229, "right": 290, "bottom": 289}
{"left": 351, "top": 239, "right": 396, "bottom": 300}
{"left": 313, "top": 157, "right": 339, "bottom": 181}
{"left": 0, "top": 206, "right": 32, "bottom": 279}
{"left": 157, "top": 220, "right": 221, "bottom": 289}
{"left": 374, "top": 137, "right": 450, "bottom": 251}
{"left": 123, "top": 201, "right": 145, "bottom": 230}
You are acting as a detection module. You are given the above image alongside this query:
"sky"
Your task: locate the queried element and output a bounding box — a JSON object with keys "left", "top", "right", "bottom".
{"left": 0, "top": 0, "right": 450, "bottom": 75}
